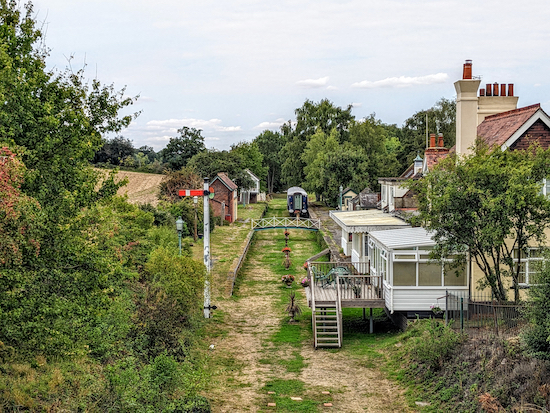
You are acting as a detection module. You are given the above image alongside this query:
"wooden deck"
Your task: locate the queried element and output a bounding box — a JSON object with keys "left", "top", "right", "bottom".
{"left": 304, "top": 282, "right": 385, "bottom": 308}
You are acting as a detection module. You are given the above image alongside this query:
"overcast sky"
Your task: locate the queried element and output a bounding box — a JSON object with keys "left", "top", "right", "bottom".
{"left": 33, "top": 0, "right": 550, "bottom": 151}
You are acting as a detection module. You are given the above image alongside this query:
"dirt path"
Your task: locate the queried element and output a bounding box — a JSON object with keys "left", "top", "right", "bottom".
{"left": 205, "top": 213, "right": 414, "bottom": 412}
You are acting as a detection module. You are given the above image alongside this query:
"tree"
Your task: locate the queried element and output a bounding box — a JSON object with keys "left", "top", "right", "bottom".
{"left": 0, "top": 146, "right": 41, "bottom": 267}
{"left": 161, "top": 127, "right": 205, "bottom": 170}
{"left": 400, "top": 98, "right": 455, "bottom": 169}
{"left": 280, "top": 99, "right": 354, "bottom": 187}
{"left": 254, "top": 130, "right": 284, "bottom": 193}
{"left": 93, "top": 136, "right": 135, "bottom": 165}
{"left": 522, "top": 254, "right": 550, "bottom": 359}
{"left": 0, "top": 0, "right": 136, "bottom": 229}
{"left": 229, "top": 141, "right": 267, "bottom": 187}
{"left": 410, "top": 142, "right": 550, "bottom": 301}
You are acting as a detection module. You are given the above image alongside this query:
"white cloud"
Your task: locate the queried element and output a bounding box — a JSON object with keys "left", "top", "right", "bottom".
{"left": 145, "top": 118, "right": 240, "bottom": 132}
{"left": 351, "top": 102, "right": 362, "bottom": 108}
{"left": 296, "top": 76, "right": 330, "bottom": 88}
{"left": 352, "top": 73, "right": 449, "bottom": 89}
{"left": 254, "top": 118, "right": 286, "bottom": 130}
{"left": 326, "top": 85, "right": 338, "bottom": 91}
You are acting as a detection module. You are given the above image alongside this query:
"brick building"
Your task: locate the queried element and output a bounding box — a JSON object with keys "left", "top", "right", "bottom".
{"left": 210, "top": 173, "right": 238, "bottom": 223}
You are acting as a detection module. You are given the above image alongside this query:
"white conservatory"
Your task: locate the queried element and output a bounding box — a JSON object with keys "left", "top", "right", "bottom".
{"left": 367, "top": 227, "right": 469, "bottom": 314}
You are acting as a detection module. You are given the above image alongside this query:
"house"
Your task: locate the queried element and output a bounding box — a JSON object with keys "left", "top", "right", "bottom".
{"left": 329, "top": 209, "right": 410, "bottom": 264}
{"left": 239, "top": 169, "right": 262, "bottom": 204}
{"left": 340, "top": 188, "right": 357, "bottom": 211}
{"left": 349, "top": 187, "right": 380, "bottom": 211}
{"left": 210, "top": 172, "right": 238, "bottom": 223}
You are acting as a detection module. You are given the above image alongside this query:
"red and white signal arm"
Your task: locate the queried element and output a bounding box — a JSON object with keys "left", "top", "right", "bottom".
{"left": 179, "top": 188, "right": 215, "bottom": 199}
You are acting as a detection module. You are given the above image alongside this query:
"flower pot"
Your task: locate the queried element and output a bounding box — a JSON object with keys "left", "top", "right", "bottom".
{"left": 285, "top": 282, "right": 293, "bottom": 288}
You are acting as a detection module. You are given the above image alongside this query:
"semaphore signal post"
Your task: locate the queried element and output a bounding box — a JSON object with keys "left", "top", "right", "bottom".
{"left": 179, "top": 178, "right": 216, "bottom": 318}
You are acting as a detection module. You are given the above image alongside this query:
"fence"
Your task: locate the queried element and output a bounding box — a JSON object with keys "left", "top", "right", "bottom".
{"left": 445, "top": 292, "right": 525, "bottom": 338}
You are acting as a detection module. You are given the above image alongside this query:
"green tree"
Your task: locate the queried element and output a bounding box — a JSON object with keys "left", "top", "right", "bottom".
{"left": 410, "top": 142, "right": 550, "bottom": 301}
{"left": 254, "top": 130, "right": 284, "bottom": 193}
{"left": 280, "top": 99, "right": 354, "bottom": 187}
{"left": 400, "top": 98, "right": 455, "bottom": 168}
{"left": 93, "top": 136, "right": 136, "bottom": 165}
{"left": 229, "top": 140, "right": 267, "bottom": 186}
{"left": 0, "top": 0, "right": 136, "bottom": 229}
{"left": 522, "top": 254, "right": 550, "bottom": 359}
{"left": 161, "top": 127, "right": 205, "bottom": 170}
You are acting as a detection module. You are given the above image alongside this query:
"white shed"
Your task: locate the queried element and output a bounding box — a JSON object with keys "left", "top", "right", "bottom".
{"left": 367, "top": 227, "right": 469, "bottom": 314}
{"left": 329, "top": 210, "right": 410, "bottom": 265}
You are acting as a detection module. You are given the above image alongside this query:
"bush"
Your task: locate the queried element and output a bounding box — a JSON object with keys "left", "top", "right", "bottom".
{"left": 401, "top": 318, "right": 464, "bottom": 371}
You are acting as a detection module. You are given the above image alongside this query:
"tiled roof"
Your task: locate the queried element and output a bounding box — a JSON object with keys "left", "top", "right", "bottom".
{"left": 477, "top": 104, "right": 541, "bottom": 148}
{"left": 213, "top": 172, "right": 238, "bottom": 191}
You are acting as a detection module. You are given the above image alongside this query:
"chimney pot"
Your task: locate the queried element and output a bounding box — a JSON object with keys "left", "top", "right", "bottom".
{"left": 438, "top": 133, "right": 444, "bottom": 148}
{"left": 508, "top": 84, "right": 514, "bottom": 96}
{"left": 493, "top": 83, "right": 499, "bottom": 96}
{"left": 480, "top": 88, "right": 486, "bottom": 96}
{"left": 500, "top": 84, "right": 506, "bottom": 97}
{"left": 463, "top": 60, "right": 473, "bottom": 79}
{"left": 486, "top": 83, "right": 492, "bottom": 96}
{"left": 430, "top": 133, "right": 436, "bottom": 148}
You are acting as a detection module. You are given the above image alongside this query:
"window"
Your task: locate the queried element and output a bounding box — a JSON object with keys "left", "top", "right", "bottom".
{"left": 541, "top": 179, "right": 550, "bottom": 196}
{"left": 513, "top": 248, "right": 543, "bottom": 285}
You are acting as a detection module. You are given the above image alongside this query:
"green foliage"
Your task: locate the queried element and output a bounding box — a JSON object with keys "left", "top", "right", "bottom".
{"left": 161, "top": 126, "right": 206, "bottom": 170}
{"left": 400, "top": 319, "right": 464, "bottom": 372}
{"left": 281, "top": 99, "right": 354, "bottom": 187}
{"left": 159, "top": 167, "right": 202, "bottom": 202}
{"left": 399, "top": 97, "right": 456, "bottom": 167}
{"left": 145, "top": 246, "right": 206, "bottom": 319}
{"left": 410, "top": 141, "right": 550, "bottom": 301}
{"left": 104, "top": 353, "right": 211, "bottom": 412}
{"left": 254, "top": 130, "right": 285, "bottom": 193}
{"left": 93, "top": 135, "right": 136, "bottom": 165}
{"left": 523, "top": 256, "right": 550, "bottom": 359}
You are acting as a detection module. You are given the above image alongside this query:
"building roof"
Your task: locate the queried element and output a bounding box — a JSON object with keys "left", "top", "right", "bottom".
{"left": 342, "top": 187, "right": 357, "bottom": 196}
{"left": 329, "top": 209, "right": 410, "bottom": 233}
{"left": 477, "top": 104, "right": 544, "bottom": 149}
{"left": 351, "top": 187, "right": 379, "bottom": 209}
{"left": 245, "top": 169, "right": 260, "bottom": 182}
{"left": 212, "top": 172, "right": 238, "bottom": 191}
{"left": 368, "top": 227, "right": 435, "bottom": 249}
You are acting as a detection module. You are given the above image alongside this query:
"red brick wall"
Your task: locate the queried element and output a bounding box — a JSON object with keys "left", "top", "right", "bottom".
{"left": 209, "top": 180, "right": 237, "bottom": 222}
{"left": 510, "top": 120, "right": 550, "bottom": 150}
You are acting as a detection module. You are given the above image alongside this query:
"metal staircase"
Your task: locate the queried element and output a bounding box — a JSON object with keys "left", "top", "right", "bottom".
{"left": 313, "top": 304, "right": 342, "bottom": 348}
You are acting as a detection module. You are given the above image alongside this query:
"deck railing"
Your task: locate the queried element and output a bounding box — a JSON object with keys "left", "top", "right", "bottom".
{"left": 307, "top": 261, "right": 383, "bottom": 302}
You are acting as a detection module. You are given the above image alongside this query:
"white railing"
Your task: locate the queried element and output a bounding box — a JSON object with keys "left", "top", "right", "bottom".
{"left": 251, "top": 217, "right": 321, "bottom": 231}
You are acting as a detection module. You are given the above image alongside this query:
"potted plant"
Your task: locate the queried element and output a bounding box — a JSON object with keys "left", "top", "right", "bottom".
{"left": 303, "top": 262, "right": 308, "bottom": 271}
{"left": 281, "top": 274, "right": 295, "bottom": 287}
{"left": 430, "top": 304, "right": 444, "bottom": 316}
{"left": 352, "top": 284, "right": 361, "bottom": 298}
{"left": 300, "top": 277, "right": 310, "bottom": 288}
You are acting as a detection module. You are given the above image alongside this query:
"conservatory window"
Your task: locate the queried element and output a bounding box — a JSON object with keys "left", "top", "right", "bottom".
{"left": 418, "top": 263, "right": 443, "bottom": 286}
{"left": 444, "top": 261, "right": 467, "bottom": 286}
{"left": 393, "top": 262, "right": 416, "bottom": 286}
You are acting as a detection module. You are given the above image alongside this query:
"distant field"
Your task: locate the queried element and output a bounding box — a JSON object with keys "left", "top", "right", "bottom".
{"left": 96, "top": 169, "right": 164, "bottom": 205}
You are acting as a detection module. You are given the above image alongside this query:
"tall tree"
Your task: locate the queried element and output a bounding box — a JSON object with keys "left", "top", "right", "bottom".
{"left": 280, "top": 99, "right": 354, "bottom": 187}
{"left": 93, "top": 136, "right": 135, "bottom": 165}
{"left": 410, "top": 142, "right": 550, "bottom": 301}
{"left": 0, "top": 0, "right": 136, "bottom": 227}
{"left": 400, "top": 98, "right": 455, "bottom": 169}
{"left": 253, "top": 130, "right": 285, "bottom": 193}
{"left": 161, "top": 126, "right": 205, "bottom": 170}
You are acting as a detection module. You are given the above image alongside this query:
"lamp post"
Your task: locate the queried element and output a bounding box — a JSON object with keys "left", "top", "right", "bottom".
{"left": 176, "top": 216, "right": 184, "bottom": 256}
{"left": 193, "top": 196, "right": 198, "bottom": 241}
{"left": 339, "top": 185, "right": 343, "bottom": 210}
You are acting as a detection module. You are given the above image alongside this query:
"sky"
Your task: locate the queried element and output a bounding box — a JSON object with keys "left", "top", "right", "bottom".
{"left": 32, "top": 0, "right": 550, "bottom": 152}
